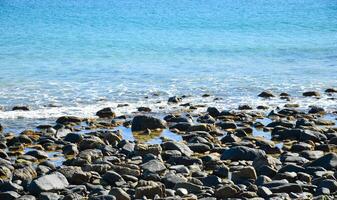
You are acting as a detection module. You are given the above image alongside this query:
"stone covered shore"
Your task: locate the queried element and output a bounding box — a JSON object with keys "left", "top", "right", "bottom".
{"left": 0, "top": 89, "right": 337, "bottom": 200}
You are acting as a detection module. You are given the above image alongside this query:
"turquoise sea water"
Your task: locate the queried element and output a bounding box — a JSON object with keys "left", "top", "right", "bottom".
{"left": 0, "top": 0, "right": 337, "bottom": 121}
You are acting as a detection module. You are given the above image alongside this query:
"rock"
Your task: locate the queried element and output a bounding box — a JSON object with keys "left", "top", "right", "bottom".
{"left": 303, "top": 91, "right": 320, "bottom": 97}
{"left": 0, "top": 191, "right": 21, "bottom": 200}
{"left": 28, "top": 172, "right": 69, "bottom": 194}
{"left": 269, "top": 183, "right": 302, "bottom": 193}
{"left": 257, "top": 186, "right": 272, "bottom": 198}
{"left": 162, "top": 141, "right": 193, "bottom": 157}
{"left": 163, "top": 173, "right": 187, "bottom": 188}
{"left": 0, "top": 124, "right": 3, "bottom": 132}
{"left": 135, "top": 144, "right": 162, "bottom": 156}
{"left": 17, "top": 195, "right": 36, "bottom": 200}
{"left": 308, "top": 106, "right": 325, "bottom": 114}
{"left": 13, "top": 166, "right": 37, "bottom": 182}
{"left": 102, "top": 171, "right": 125, "bottom": 186}
{"left": 138, "top": 107, "right": 151, "bottom": 112}
{"left": 216, "top": 122, "right": 237, "bottom": 130}
{"left": 64, "top": 133, "right": 83, "bottom": 143}
{"left": 26, "top": 150, "right": 49, "bottom": 159}
{"left": 12, "top": 106, "right": 29, "bottom": 111}
{"left": 96, "top": 108, "right": 116, "bottom": 118}
{"left": 318, "top": 179, "right": 337, "bottom": 193}
{"left": 201, "top": 175, "right": 222, "bottom": 187}
{"left": 306, "top": 153, "right": 337, "bottom": 170}
{"left": 39, "top": 192, "right": 61, "bottom": 200}
{"left": 135, "top": 181, "right": 164, "bottom": 199}
{"left": 325, "top": 88, "right": 337, "bottom": 93}
{"left": 79, "top": 137, "right": 105, "bottom": 150}
{"left": 131, "top": 115, "right": 167, "bottom": 131}
{"left": 258, "top": 91, "right": 275, "bottom": 98}
{"left": 232, "top": 166, "right": 257, "bottom": 182}
{"left": 188, "top": 143, "right": 210, "bottom": 153}
{"left": 89, "top": 195, "right": 116, "bottom": 200}
{"left": 168, "top": 96, "right": 182, "bottom": 103}
{"left": 141, "top": 159, "right": 166, "bottom": 174}
{"left": 272, "top": 128, "right": 327, "bottom": 142}
{"left": 238, "top": 105, "right": 252, "bottom": 110}
{"left": 62, "top": 144, "right": 79, "bottom": 156}
{"left": 56, "top": 116, "right": 82, "bottom": 124}
{"left": 109, "top": 188, "right": 130, "bottom": 200}
{"left": 207, "top": 107, "right": 221, "bottom": 117}
{"left": 221, "top": 146, "right": 266, "bottom": 161}
{"left": 215, "top": 185, "right": 240, "bottom": 198}
{"left": 176, "top": 188, "right": 188, "bottom": 196}
{"left": 173, "top": 182, "right": 202, "bottom": 193}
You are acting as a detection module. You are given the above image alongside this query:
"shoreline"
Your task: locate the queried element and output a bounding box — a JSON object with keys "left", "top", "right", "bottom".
{"left": 0, "top": 89, "right": 336, "bottom": 199}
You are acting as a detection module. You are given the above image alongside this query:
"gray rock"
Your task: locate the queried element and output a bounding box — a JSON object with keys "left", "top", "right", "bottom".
{"left": 39, "top": 192, "right": 61, "bottom": 200}
{"left": 215, "top": 185, "right": 240, "bottom": 198}
{"left": 173, "top": 182, "right": 202, "bottom": 193}
{"left": 257, "top": 186, "right": 272, "bottom": 198}
{"left": 141, "top": 159, "right": 166, "bottom": 174}
{"left": 28, "top": 172, "right": 69, "bottom": 194}
{"left": 135, "top": 181, "right": 164, "bottom": 199}
{"left": 162, "top": 141, "right": 193, "bottom": 157}
{"left": 26, "top": 150, "right": 49, "bottom": 159}
{"left": 231, "top": 166, "right": 257, "bottom": 182}
{"left": 102, "top": 171, "right": 125, "bottom": 186}
{"left": 17, "top": 195, "right": 36, "bottom": 200}
{"left": 109, "top": 188, "right": 130, "bottom": 200}
{"left": 306, "top": 153, "right": 337, "bottom": 170}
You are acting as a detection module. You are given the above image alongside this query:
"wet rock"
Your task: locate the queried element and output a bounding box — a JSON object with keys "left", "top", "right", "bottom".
{"left": 303, "top": 91, "right": 320, "bottom": 97}
{"left": 258, "top": 91, "right": 275, "bottom": 98}
{"left": 0, "top": 124, "right": 3, "bottom": 132}
{"left": 308, "top": 106, "right": 325, "bottom": 114}
{"left": 168, "top": 96, "right": 182, "bottom": 103}
{"left": 221, "top": 132, "right": 241, "bottom": 143}
{"left": 238, "top": 105, "right": 252, "bottom": 110}
{"left": 56, "top": 116, "right": 82, "bottom": 124}
{"left": 221, "top": 146, "right": 266, "bottom": 161}
{"left": 96, "top": 108, "right": 116, "bottom": 118}
{"left": 317, "top": 179, "right": 337, "bottom": 193}
{"left": 26, "top": 150, "right": 49, "bottom": 160}
{"left": 207, "top": 107, "right": 221, "bottom": 117}
{"left": 306, "top": 153, "right": 337, "bottom": 170}
{"left": 28, "top": 172, "right": 69, "bottom": 194}
{"left": 325, "top": 88, "right": 337, "bottom": 93}
{"left": 131, "top": 115, "right": 166, "bottom": 131}
{"left": 109, "top": 188, "right": 130, "bottom": 200}
{"left": 12, "top": 106, "right": 29, "bottom": 111}
{"left": 138, "top": 107, "right": 151, "bottom": 112}
{"left": 164, "top": 115, "right": 191, "bottom": 123}
{"left": 141, "top": 159, "right": 166, "bottom": 174}
{"left": 162, "top": 141, "right": 193, "bottom": 157}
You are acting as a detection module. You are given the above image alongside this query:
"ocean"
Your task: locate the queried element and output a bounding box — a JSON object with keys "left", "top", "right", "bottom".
{"left": 1, "top": 0, "right": 337, "bottom": 128}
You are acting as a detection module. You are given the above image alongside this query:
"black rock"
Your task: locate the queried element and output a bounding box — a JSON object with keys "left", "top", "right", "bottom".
{"left": 102, "top": 171, "right": 125, "bottom": 186}
{"left": 168, "top": 96, "right": 182, "bottom": 103}
{"left": 0, "top": 191, "right": 21, "bottom": 200}
{"left": 64, "top": 133, "right": 83, "bottom": 143}
{"left": 56, "top": 116, "right": 82, "bottom": 124}
{"left": 131, "top": 115, "right": 166, "bottom": 131}
{"left": 12, "top": 106, "right": 29, "bottom": 111}
{"left": 306, "top": 153, "right": 337, "bottom": 170}
{"left": 221, "top": 146, "right": 266, "bottom": 161}
{"left": 258, "top": 91, "right": 275, "bottom": 98}
{"left": 162, "top": 141, "right": 193, "bottom": 157}
{"left": 96, "top": 108, "right": 116, "bottom": 118}
{"left": 207, "top": 107, "right": 221, "bottom": 117}
{"left": 303, "top": 91, "right": 320, "bottom": 97}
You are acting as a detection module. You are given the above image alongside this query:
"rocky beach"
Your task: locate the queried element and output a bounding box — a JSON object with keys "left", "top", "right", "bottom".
{"left": 0, "top": 89, "right": 336, "bottom": 200}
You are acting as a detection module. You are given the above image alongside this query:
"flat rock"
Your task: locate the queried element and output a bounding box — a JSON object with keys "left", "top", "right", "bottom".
{"left": 162, "top": 141, "right": 193, "bottom": 157}
{"left": 141, "top": 159, "right": 166, "bottom": 174}
{"left": 28, "top": 172, "right": 69, "bottom": 194}
{"left": 221, "top": 146, "right": 266, "bottom": 161}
